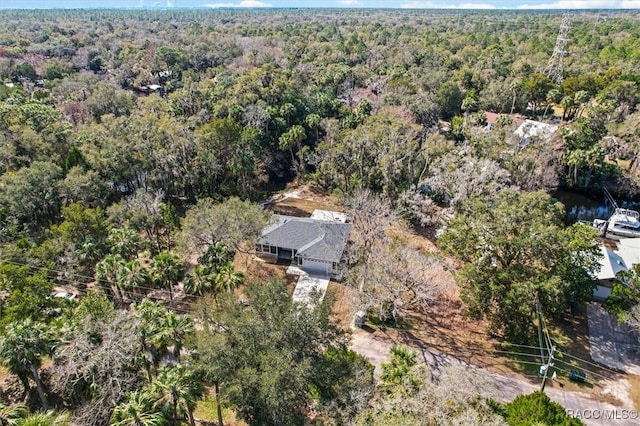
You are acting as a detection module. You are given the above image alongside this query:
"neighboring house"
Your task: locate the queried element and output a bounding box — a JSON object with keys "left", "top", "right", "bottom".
{"left": 593, "top": 238, "right": 640, "bottom": 301}
{"left": 256, "top": 212, "right": 351, "bottom": 276}
{"left": 594, "top": 246, "right": 628, "bottom": 301}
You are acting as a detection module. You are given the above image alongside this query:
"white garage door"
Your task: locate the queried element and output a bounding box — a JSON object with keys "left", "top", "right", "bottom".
{"left": 303, "top": 259, "right": 331, "bottom": 275}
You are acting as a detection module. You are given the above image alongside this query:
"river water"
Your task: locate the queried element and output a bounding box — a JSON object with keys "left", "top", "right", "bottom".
{"left": 553, "top": 190, "right": 640, "bottom": 223}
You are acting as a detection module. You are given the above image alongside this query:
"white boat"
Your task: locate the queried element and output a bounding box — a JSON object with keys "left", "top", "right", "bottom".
{"left": 593, "top": 208, "right": 640, "bottom": 240}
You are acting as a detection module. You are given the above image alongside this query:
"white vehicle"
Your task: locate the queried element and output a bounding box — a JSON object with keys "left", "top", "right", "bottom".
{"left": 53, "top": 291, "right": 77, "bottom": 300}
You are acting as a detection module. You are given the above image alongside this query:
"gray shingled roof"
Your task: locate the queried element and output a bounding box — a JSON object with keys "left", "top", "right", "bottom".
{"left": 259, "top": 215, "right": 351, "bottom": 263}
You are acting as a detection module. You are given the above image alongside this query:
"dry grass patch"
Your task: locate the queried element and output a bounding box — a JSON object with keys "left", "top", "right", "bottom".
{"left": 193, "top": 389, "right": 247, "bottom": 426}
{"left": 266, "top": 185, "right": 341, "bottom": 218}
{"left": 328, "top": 282, "right": 358, "bottom": 329}
{"left": 234, "top": 252, "right": 298, "bottom": 296}
{"left": 626, "top": 374, "right": 640, "bottom": 410}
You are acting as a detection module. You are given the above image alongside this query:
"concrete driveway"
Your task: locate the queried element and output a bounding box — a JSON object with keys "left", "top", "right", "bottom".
{"left": 287, "top": 265, "right": 330, "bottom": 305}
{"left": 587, "top": 303, "right": 640, "bottom": 375}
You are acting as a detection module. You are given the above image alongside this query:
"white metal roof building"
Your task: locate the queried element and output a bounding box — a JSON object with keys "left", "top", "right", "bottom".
{"left": 594, "top": 238, "right": 640, "bottom": 301}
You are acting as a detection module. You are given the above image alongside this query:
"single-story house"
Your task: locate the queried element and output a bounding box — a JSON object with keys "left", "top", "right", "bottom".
{"left": 256, "top": 213, "right": 351, "bottom": 276}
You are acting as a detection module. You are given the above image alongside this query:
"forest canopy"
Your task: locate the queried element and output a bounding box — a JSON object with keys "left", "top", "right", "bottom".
{"left": 0, "top": 8, "right": 636, "bottom": 423}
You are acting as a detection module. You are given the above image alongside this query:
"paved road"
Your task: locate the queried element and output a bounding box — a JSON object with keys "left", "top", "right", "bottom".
{"left": 350, "top": 327, "right": 638, "bottom": 426}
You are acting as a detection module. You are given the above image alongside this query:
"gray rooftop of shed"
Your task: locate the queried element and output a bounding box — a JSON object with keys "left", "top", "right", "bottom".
{"left": 259, "top": 215, "right": 351, "bottom": 263}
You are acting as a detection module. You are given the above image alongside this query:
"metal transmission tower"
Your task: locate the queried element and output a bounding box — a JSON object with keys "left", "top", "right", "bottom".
{"left": 545, "top": 15, "right": 571, "bottom": 84}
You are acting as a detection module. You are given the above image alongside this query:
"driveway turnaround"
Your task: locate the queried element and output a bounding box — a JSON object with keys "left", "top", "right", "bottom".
{"left": 587, "top": 302, "right": 640, "bottom": 375}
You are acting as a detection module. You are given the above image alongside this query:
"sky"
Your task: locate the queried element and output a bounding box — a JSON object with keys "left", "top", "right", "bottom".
{"left": 0, "top": 0, "right": 639, "bottom": 10}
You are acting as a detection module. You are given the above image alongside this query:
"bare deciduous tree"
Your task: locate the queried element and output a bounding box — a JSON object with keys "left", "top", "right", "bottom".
{"left": 424, "top": 153, "right": 512, "bottom": 210}
{"left": 398, "top": 187, "right": 443, "bottom": 227}
{"left": 343, "top": 189, "right": 398, "bottom": 267}
{"left": 358, "top": 243, "right": 452, "bottom": 323}
{"left": 344, "top": 190, "right": 450, "bottom": 321}
{"left": 52, "top": 312, "right": 144, "bottom": 426}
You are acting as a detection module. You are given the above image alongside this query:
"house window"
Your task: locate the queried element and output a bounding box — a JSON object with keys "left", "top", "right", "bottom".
{"left": 298, "top": 257, "right": 303, "bottom": 266}
{"left": 270, "top": 246, "right": 277, "bottom": 254}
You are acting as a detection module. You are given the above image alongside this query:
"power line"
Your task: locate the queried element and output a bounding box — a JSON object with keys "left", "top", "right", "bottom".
{"left": 0, "top": 257, "right": 213, "bottom": 301}
{"left": 503, "top": 342, "right": 622, "bottom": 376}
{"left": 396, "top": 335, "right": 614, "bottom": 387}
{"left": 378, "top": 331, "right": 615, "bottom": 381}
{"left": 551, "top": 357, "right": 610, "bottom": 381}
{"left": 0, "top": 257, "right": 206, "bottom": 315}
{"left": 0, "top": 259, "right": 627, "bottom": 382}
{"left": 380, "top": 316, "right": 619, "bottom": 386}
{"left": 556, "top": 349, "right": 622, "bottom": 376}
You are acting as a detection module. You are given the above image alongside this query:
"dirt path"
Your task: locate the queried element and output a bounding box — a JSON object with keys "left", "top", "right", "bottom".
{"left": 350, "top": 327, "right": 638, "bottom": 426}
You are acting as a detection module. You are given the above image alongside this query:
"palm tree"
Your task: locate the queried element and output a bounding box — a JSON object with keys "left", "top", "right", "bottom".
{"left": 116, "top": 260, "right": 150, "bottom": 303}
{"left": 107, "top": 227, "right": 143, "bottom": 260}
{"left": 17, "top": 411, "right": 69, "bottom": 426}
{"left": 150, "top": 252, "right": 185, "bottom": 309}
{"left": 565, "top": 149, "right": 585, "bottom": 187}
{"left": 150, "top": 366, "right": 203, "bottom": 426}
{"left": 183, "top": 266, "right": 215, "bottom": 297}
{"left": 134, "top": 300, "right": 169, "bottom": 379}
{"left": 155, "top": 312, "right": 194, "bottom": 362}
{"left": 304, "top": 113, "right": 321, "bottom": 143}
{"left": 510, "top": 79, "right": 522, "bottom": 115}
{"left": 279, "top": 125, "right": 307, "bottom": 176}
{"left": 197, "top": 243, "right": 235, "bottom": 272}
{"left": 95, "top": 254, "right": 127, "bottom": 304}
{"left": 110, "top": 390, "right": 167, "bottom": 426}
{"left": 543, "top": 88, "right": 562, "bottom": 119}
{"left": 561, "top": 95, "right": 576, "bottom": 121}
{"left": 0, "top": 403, "right": 28, "bottom": 426}
{"left": 380, "top": 345, "right": 418, "bottom": 390}
{"left": 214, "top": 264, "right": 243, "bottom": 301}
{"left": 0, "top": 320, "right": 56, "bottom": 410}
{"left": 279, "top": 102, "right": 296, "bottom": 126}
{"left": 278, "top": 130, "right": 297, "bottom": 173}
{"left": 574, "top": 90, "right": 591, "bottom": 119}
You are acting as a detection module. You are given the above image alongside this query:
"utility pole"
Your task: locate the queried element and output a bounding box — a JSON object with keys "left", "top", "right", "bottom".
{"left": 540, "top": 344, "right": 556, "bottom": 392}
{"left": 535, "top": 292, "right": 546, "bottom": 364}
{"left": 536, "top": 292, "right": 556, "bottom": 392}
{"left": 545, "top": 14, "right": 571, "bottom": 85}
